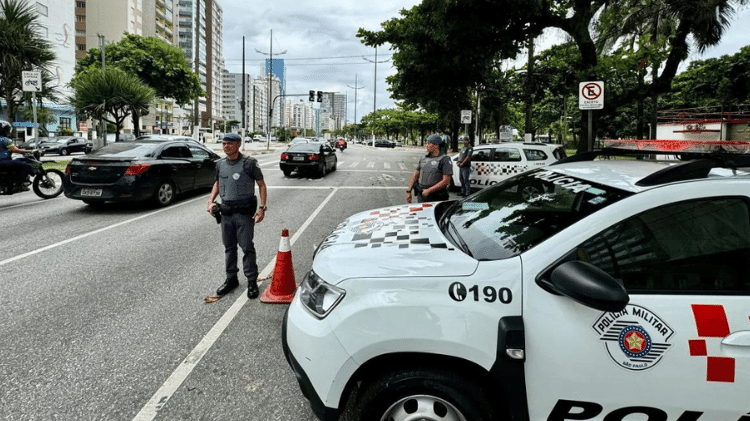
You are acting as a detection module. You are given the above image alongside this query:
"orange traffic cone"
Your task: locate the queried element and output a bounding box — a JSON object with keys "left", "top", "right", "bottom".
{"left": 260, "top": 228, "right": 297, "bottom": 303}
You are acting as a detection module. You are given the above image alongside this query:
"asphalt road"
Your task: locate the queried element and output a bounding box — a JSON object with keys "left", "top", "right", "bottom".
{"left": 0, "top": 143, "right": 457, "bottom": 421}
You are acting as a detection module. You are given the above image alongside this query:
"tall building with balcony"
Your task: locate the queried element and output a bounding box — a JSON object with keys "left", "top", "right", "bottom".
{"left": 176, "top": 0, "right": 223, "bottom": 131}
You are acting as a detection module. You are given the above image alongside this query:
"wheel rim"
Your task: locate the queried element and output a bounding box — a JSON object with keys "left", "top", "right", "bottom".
{"left": 36, "top": 172, "right": 63, "bottom": 196}
{"left": 380, "top": 395, "right": 467, "bottom": 421}
{"left": 157, "top": 183, "right": 173, "bottom": 204}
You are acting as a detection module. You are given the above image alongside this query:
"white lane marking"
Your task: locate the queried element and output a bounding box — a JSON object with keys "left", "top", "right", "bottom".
{"left": 132, "top": 188, "right": 339, "bottom": 421}
{"left": 383, "top": 162, "right": 391, "bottom": 169}
{"left": 366, "top": 161, "right": 375, "bottom": 168}
{"left": 0, "top": 196, "right": 64, "bottom": 211}
{"left": 399, "top": 163, "right": 408, "bottom": 170}
{"left": 349, "top": 161, "right": 359, "bottom": 168}
{"left": 0, "top": 196, "right": 204, "bottom": 267}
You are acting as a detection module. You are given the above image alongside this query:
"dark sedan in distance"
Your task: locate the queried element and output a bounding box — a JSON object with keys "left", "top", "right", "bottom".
{"left": 63, "top": 140, "right": 219, "bottom": 206}
{"left": 279, "top": 141, "right": 337, "bottom": 177}
{"left": 39, "top": 136, "right": 92, "bottom": 156}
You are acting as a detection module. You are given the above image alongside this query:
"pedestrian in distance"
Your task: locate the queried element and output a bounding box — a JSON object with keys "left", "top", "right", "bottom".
{"left": 406, "top": 134, "right": 453, "bottom": 203}
{"left": 206, "top": 133, "right": 268, "bottom": 299}
{"left": 457, "top": 136, "right": 473, "bottom": 197}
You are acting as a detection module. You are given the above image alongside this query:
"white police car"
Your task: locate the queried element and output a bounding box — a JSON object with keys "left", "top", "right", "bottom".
{"left": 283, "top": 141, "right": 750, "bottom": 421}
{"left": 451, "top": 142, "right": 567, "bottom": 191}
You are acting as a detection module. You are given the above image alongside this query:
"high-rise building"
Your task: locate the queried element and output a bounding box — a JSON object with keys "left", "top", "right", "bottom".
{"left": 176, "top": 0, "right": 223, "bottom": 130}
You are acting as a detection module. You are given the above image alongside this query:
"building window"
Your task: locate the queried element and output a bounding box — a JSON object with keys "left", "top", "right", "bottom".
{"left": 59, "top": 118, "right": 72, "bottom": 131}
{"left": 76, "top": 1, "right": 86, "bottom": 8}
{"left": 76, "top": 30, "right": 85, "bottom": 37}
{"left": 34, "top": 2, "right": 48, "bottom": 16}
{"left": 76, "top": 15, "right": 85, "bottom": 22}
{"left": 77, "top": 44, "right": 86, "bottom": 51}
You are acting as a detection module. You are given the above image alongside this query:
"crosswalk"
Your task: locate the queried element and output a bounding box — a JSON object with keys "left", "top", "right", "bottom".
{"left": 337, "top": 161, "right": 411, "bottom": 171}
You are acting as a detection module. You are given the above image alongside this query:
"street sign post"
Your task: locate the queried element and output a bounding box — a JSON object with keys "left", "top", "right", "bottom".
{"left": 579, "top": 81, "right": 604, "bottom": 151}
{"left": 22, "top": 71, "right": 42, "bottom": 139}
{"left": 461, "top": 110, "right": 472, "bottom": 137}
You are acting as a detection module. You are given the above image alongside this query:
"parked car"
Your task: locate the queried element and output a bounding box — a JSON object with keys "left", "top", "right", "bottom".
{"left": 62, "top": 139, "right": 219, "bottom": 206}
{"left": 106, "top": 133, "right": 136, "bottom": 142}
{"left": 39, "top": 136, "right": 92, "bottom": 156}
{"left": 450, "top": 141, "right": 566, "bottom": 192}
{"left": 374, "top": 139, "right": 395, "bottom": 148}
{"left": 284, "top": 145, "right": 750, "bottom": 421}
{"left": 134, "top": 134, "right": 201, "bottom": 144}
{"left": 18, "top": 137, "right": 49, "bottom": 149}
{"left": 279, "top": 141, "right": 337, "bottom": 177}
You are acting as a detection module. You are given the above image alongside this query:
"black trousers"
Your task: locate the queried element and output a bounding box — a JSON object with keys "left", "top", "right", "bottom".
{"left": 221, "top": 212, "right": 258, "bottom": 281}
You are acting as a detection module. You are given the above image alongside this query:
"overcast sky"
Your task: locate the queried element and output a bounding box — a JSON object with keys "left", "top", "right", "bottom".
{"left": 220, "top": 1, "right": 750, "bottom": 124}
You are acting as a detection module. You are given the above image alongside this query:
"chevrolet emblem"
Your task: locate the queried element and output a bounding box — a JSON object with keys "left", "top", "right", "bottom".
{"left": 88, "top": 167, "right": 97, "bottom": 171}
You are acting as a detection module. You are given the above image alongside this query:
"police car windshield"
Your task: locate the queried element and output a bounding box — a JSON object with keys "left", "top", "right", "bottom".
{"left": 447, "top": 169, "right": 631, "bottom": 260}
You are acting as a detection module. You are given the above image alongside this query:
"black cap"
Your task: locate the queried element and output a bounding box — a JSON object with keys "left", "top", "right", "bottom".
{"left": 223, "top": 133, "right": 242, "bottom": 142}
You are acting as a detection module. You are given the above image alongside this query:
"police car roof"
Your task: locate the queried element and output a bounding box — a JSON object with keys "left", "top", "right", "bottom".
{"left": 550, "top": 155, "right": 750, "bottom": 193}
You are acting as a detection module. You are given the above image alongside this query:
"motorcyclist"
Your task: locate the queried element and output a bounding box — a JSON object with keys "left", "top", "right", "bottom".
{"left": 0, "top": 120, "right": 34, "bottom": 190}
{"left": 336, "top": 138, "right": 346, "bottom": 150}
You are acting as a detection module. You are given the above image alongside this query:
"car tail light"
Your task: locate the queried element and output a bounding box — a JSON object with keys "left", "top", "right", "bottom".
{"left": 309, "top": 154, "right": 319, "bottom": 161}
{"left": 65, "top": 164, "right": 71, "bottom": 175}
{"left": 124, "top": 164, "right": 151, "bottom": 175}
{"left": 280, "top": 153, "right": 288, "bottom": 160}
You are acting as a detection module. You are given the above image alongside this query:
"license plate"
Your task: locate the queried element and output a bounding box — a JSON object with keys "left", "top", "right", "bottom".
{"left": 80, "top": 188, "right": 102, "bottom": 197}
{"left": 293, "top": 156, "right": 305, "bottom": 161}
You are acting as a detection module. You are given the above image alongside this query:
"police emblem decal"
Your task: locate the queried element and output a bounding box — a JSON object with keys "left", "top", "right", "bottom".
{"left": 593, "top": 304, "right": 673, "bottom": 371}
{"left": 232, "top": 173, "right": 240, "bottom": 180}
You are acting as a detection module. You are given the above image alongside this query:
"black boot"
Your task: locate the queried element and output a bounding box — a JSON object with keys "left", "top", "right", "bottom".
{"left": 216, "top": 276, "right": 239, "bottom": 295}
{"left": 247, "top": 279, "right": 259, "bottom": 299}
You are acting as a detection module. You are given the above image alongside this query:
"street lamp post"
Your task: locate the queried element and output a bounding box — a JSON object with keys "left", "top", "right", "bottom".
{"left": 256, "top": 29, "right": 286, "bottom": 149}
{"left": 363, "top": 47, "right": 389, "bottom": 147}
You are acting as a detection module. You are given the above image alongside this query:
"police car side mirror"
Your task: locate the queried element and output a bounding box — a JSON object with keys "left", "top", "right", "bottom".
{"left": 548, "top": 261, "right": 629, "bottom": 312}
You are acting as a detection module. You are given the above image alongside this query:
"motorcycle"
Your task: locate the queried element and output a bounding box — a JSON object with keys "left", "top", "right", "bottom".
{"left": 0, "top": 151, "right": 65, "bottom": 199}
{"left": 337, "top": 141, "right": 347, "bottom": 152}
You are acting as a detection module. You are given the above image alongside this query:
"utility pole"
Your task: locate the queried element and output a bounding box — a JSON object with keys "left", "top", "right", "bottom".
{"left": 256, "top": 29, "right": 287, "bottom": 148}
{"left": 98, "top": 34, "right": 106, "bottom": 147}
{"left": 347, "top": 73, "right": 365, "bottom": 140}
{"left": 193, "top": 0, "right": 201, "bottom": 141}
{"left": 363, "top": 47, "right": 389, "bottom": 147}
{"left": 242, "top": 36, "right": 246, "bottom": 136}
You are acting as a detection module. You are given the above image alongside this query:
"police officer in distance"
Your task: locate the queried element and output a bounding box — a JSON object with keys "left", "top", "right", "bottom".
{"left": 406, "top": 134, "right": 453, "bottom": 203}
{"left": 206, "top": 134, "right": 267, "bottom": 299}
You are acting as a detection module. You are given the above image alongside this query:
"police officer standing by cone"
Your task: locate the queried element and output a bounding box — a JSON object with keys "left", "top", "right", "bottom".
{"left": 206, "top": 134, "right": 267, "bottom": 299}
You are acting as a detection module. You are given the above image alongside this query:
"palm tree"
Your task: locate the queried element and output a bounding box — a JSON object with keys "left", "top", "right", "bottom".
{"left": 69, "top": 68, "right": 155, "bottom": 142}
{"left": 0, "top": 0, "right": 56, "bottom": 129}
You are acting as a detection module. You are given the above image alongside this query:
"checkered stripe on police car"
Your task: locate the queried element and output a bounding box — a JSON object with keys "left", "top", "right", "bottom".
{"left": 345, "top": 204, "right": 452, "bottom": 250}
{"left": 473, "top": 162, "right": 528, "bottom": 176}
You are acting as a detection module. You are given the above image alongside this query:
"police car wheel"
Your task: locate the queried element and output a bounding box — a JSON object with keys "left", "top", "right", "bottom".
{"left": 353, "top": 368, "right": 496, "bottom": 421}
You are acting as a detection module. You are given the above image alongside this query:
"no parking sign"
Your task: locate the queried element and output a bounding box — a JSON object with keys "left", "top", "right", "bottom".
{"left": 579, "top": 81, "right": 604, "bottom": 110}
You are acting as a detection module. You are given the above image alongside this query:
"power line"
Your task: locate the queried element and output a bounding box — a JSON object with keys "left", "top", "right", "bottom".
{"left": 224, "top": 54, "right": 392, "bottom": 62}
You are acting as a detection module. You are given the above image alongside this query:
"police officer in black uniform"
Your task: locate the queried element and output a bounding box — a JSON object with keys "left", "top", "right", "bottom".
{"left": 206, "top": 134, "right": 267, "bottom": 299}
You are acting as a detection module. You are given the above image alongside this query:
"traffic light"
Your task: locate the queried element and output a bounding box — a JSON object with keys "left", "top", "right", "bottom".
{"left": 309, "top": 90, "right": 315, "bottom": 102}
{"left": 317, "top": 91, "right": 323, "bottom": 102}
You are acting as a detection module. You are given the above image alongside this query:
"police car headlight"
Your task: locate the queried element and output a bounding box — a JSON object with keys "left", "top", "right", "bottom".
{"left": 299, "top": 270, "right": 345, "bottom": 319}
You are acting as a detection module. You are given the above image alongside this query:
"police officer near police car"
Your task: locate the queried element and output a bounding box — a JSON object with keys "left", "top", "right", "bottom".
{"left": 206, "top": 134, "right": 267, "bottom": 299}
{"left": 456, "top": 136, "right": 473, "bottom": 197}
{"left": 406, "top": 134, "right": 453, "bottom": 203}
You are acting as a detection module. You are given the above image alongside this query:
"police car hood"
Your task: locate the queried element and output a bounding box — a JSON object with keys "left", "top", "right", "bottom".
{"left": 313, "top": 203, "right": 478, "bottom": 281}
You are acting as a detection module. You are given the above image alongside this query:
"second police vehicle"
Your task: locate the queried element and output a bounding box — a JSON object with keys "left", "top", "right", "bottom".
{"left": 283, "top": 139, "right": 750, "bottom": 421}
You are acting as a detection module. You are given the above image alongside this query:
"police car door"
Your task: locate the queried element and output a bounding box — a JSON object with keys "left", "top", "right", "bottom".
{"left": 521, "top": 189, "right": 750, "bottom": 421}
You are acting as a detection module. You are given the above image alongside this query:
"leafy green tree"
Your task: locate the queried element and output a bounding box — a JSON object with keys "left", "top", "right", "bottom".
{"left": 75, "top": 33, "right": 203, "bottom": 106}
{"left": 0, "top": 0, "right": 56, "bottom": 130}
{"left": 360, "top": 0, "right": 749, "bottom": 151}
{"left": 661, "top": 45, "right": 750, "bottom": 109}
{"left": 69, "top": 68, "right": 155, "bottom": 141}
